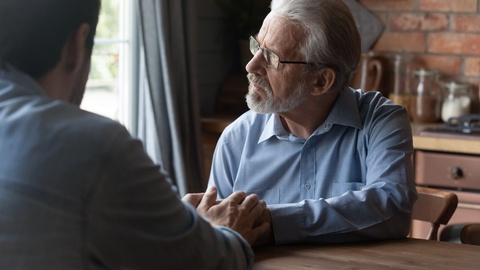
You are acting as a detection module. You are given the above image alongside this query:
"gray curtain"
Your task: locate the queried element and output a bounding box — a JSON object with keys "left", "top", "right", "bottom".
{"left": 136, "top": 0, "right": 205, "bottom": 195}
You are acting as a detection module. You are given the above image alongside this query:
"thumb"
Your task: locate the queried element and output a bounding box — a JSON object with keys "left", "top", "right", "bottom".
{"left": 252, "top": 222, "right": 273, "bottom": 246}
{"left": 254, "top": 222, "right": 271, "bottom": 237}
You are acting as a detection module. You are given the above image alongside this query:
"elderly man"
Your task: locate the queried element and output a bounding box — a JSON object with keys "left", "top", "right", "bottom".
{"left": 209, "top": 0, "right": 417, "bottom": 245}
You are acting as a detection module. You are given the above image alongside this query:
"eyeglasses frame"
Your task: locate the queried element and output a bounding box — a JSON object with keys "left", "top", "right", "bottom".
{"left": 249, "top": 36, "right": 309, "bottom": 69}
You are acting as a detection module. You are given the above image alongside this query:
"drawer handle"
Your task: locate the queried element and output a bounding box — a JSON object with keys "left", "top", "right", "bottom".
{"left": 450, "top": 167, "right": 464, "bottom": 180}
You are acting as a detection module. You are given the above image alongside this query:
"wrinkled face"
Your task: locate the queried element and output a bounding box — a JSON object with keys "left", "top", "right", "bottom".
{"left": 245, "top": 13, "right": 312, "bottom": 114}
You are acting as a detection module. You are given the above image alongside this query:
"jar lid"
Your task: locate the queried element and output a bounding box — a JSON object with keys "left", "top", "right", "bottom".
{"left": 413, "top": 69, "right": 439, "bottom": 76}
{"left": 442, "top": 81, "right": 470, "bottom": 92}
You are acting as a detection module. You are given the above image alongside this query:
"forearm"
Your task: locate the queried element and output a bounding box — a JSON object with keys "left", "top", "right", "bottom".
{"left": 88, "top": 136, "right": 254, "bottom": 269}
{"left": 269, "top": 184, "right": 415, "bottom": 244}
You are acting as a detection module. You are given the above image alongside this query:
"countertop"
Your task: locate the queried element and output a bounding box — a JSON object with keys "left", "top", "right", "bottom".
{"left": 412, "top": 123, "right": 480, "bottom": 155}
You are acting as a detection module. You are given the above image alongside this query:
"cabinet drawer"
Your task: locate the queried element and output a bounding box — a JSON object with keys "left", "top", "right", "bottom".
{"left": 415, "top": 151, "right": 480, "bottom": 190}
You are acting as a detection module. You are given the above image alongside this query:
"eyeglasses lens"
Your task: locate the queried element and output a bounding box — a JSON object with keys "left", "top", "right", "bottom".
{"left": 249, "top": 36, "right": 280, "bottom": 69}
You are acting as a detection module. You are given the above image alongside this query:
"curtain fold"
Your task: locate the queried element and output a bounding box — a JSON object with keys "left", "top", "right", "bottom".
{"left": 137, "top": 0, "right": 204, "bottom": 195}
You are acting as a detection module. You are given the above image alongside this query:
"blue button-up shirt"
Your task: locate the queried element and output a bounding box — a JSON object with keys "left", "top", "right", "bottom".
{"left": 208, "top": 88, "right": 417, "bottom": 244}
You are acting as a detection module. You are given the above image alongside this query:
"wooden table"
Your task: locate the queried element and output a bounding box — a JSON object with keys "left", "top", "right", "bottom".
{"left": 253, "top": 238, "right": 480, "bottom": 269}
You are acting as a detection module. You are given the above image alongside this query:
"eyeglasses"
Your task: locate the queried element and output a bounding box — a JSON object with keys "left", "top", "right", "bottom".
{"left": 249, "top": 36, "right": 309, "bottom": 70}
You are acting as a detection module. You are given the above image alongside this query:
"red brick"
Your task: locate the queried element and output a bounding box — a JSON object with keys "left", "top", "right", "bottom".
{"left": 373, "top": 32, "right": 426, "bottom": 52}
{"left": 466, "top": 57, "right": 480, "bottom": 76}
{"left": 359, "top": 0, "right": 414, "bottom": 11}
{"left": 419, "top": 0, "right": 478, "bottom": 12}
{"left": 391, "top": 13, "right": 448, "bottom": 31}
{"left": 428, "top": 33, "right": 480, "bottom": 55}
{"left": 454, "top": 15, "right": 480, "bottom": 32}
{"left": 414, "top": 55, "right": 463, "bottom": 76}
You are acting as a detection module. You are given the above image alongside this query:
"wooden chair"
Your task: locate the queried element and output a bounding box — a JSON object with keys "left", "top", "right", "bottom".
{"left": 440, "top": 223, "right": 480, "bottom": 245}
{"left": 411, "top": 186, "right": 458, "bottom": 240}
{"left": 460, "top": 224, "right": 480, "bottom": 245}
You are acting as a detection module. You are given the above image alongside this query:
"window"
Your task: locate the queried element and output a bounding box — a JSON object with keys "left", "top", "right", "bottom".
{"left": 81, "top": 0, "right": 137, "bottom": 131}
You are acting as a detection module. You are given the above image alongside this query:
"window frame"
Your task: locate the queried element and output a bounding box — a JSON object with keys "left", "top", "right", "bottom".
{"left": 83, "top": 0, "right": 138, "bottom": 132}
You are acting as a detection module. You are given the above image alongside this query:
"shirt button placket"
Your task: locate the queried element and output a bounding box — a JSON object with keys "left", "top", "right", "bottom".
{"left": 300, "top": 139, "right": 315, "bottom": 198}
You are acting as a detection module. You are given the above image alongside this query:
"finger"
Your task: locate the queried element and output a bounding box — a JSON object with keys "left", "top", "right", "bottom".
{"left": 197, "top": 186, "right": 219, "bottom": 211}
{"left": 241, "top": 194, "right": 260, "bottom": 211}
{"left": 249, "top": 200, "right": 267, "bottom": 220}
{"left": 181, "top": 193, "right": 204, "bottom": 208}
{"left": 222, "top": 190, "right": 247, "bottom": 205}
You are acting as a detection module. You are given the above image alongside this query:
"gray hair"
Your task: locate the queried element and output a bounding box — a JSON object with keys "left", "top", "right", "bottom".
{"left": 270, "top": 0, "right": 361, "bottom": 91}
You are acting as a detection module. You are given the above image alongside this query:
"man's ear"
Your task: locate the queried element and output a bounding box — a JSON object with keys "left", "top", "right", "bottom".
{"left": 311, "top": 68, "right": 336, "bottom": 96}
{"left": 62, "top": 23, "right": 91, "bottom": 73}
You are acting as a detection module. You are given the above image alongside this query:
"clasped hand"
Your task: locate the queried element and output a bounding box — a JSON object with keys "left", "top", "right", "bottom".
{"left": 182, "top": 186, "right": 271, "bottom": 246}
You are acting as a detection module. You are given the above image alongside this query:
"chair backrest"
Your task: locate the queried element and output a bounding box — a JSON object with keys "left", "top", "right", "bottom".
{"left": 461, "top": 224, "right": 480, "bottom": 245}
{"left": 412, "top": 186, "right": 458, "bottom": 240}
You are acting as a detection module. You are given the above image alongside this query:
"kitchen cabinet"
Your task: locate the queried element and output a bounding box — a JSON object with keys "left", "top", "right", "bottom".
{"left": 411, "top": 123, "right": 480, "bottom": 240}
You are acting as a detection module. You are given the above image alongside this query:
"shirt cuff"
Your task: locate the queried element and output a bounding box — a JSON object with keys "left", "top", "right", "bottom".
{"left": 268, "top": 203, "right": 306, "bottom": 244}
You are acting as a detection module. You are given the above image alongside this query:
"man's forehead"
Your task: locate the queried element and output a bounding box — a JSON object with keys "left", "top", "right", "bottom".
{"left": 258, "top": 15, "right": 305, "bottom": 51}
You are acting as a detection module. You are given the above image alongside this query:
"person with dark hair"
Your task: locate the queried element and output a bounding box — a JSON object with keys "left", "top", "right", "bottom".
{"left": 0, "top": 0, "right": 268, "bottom": 269}
{"left": 208, "top": 0, "right": 417, "bottom": 245}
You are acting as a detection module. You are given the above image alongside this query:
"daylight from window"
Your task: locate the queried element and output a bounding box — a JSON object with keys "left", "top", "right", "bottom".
{"left": 81, "top": 0, "right": 133, "bottom": 128}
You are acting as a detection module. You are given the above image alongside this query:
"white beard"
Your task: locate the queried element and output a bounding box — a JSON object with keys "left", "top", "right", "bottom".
{"left": 246, "top": 73, "right": 309, "bottom": 114}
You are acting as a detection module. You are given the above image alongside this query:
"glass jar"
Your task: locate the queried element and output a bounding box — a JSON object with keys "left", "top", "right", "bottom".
{"left": 410, "top": 69, "right": 443, "bottom": 123}
{"left": 441, "top": 81, "right": 472, "bottom": 122}
{"left": 388, "top": 53, "right": 414, "bottom": 119}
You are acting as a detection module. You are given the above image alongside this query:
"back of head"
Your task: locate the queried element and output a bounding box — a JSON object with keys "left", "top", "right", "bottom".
{"left": 0, "top": 0, "right": 101, "bottom": 79}
{"left": 270, "top": 0, "right": 361, "bottom": 91}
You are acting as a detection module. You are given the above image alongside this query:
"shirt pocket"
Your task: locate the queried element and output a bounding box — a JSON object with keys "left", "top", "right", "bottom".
{"left": 331, "top": 182, "right": 365, "bottom": 197}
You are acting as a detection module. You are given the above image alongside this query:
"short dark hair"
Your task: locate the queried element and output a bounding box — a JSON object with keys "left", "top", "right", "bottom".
{"left": 0, "top": 0, "right": 101, "bottom": 78}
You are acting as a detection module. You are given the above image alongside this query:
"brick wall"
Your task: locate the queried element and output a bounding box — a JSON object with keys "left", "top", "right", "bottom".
{"left": 359, "top": 0, "right": 480, "bottom": 111}
{"left": 198, "top": 0, "right": 480, "bottom": 115}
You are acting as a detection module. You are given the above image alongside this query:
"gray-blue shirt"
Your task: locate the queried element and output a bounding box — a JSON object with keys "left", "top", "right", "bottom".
{"left": 0, "top": 65, "right": 253, "bottom": 269}
{"left": 209, "top": 88, "right": 417, "bottom": 244}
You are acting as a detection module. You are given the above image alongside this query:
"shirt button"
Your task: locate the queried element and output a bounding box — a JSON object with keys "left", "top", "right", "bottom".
{"left": 306, "top": 142, "right": 311, "bottom": 148}
{"left": 304, "top": 183, "right": 311, "bottom": 190}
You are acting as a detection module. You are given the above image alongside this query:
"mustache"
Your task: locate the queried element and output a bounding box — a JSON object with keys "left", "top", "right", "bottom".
{"left": 247, "top": 73, "right": 271, "bottom": 90}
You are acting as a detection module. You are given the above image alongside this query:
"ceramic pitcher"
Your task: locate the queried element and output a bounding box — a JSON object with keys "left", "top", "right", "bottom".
{"left": 350, "top": 52, "right": 383, "bottom": 92}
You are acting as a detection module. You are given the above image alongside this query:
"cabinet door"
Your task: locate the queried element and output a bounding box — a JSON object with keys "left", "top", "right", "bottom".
{"left": 412, "top": 150, "right": 480, "bottom": 240}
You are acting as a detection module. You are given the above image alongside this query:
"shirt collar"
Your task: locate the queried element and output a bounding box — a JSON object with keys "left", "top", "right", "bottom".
{"left": 321, "top": 87, "right": 363, "bottom": 131}
{"left": 0, "top": 64, "right": 45, "bottom": 97}
{"left": 258, "top": 87, "right": 363, "bottom": 143}
{"left": 258, "top": 114, "right": 284, "bottom": 143}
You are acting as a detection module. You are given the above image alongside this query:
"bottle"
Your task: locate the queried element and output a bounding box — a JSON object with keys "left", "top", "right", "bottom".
{"left": 441, "top": 81, "right": 472, "bottom": 122}
{"left": 410, "top": 69, "right": 443, "bottom": 123}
